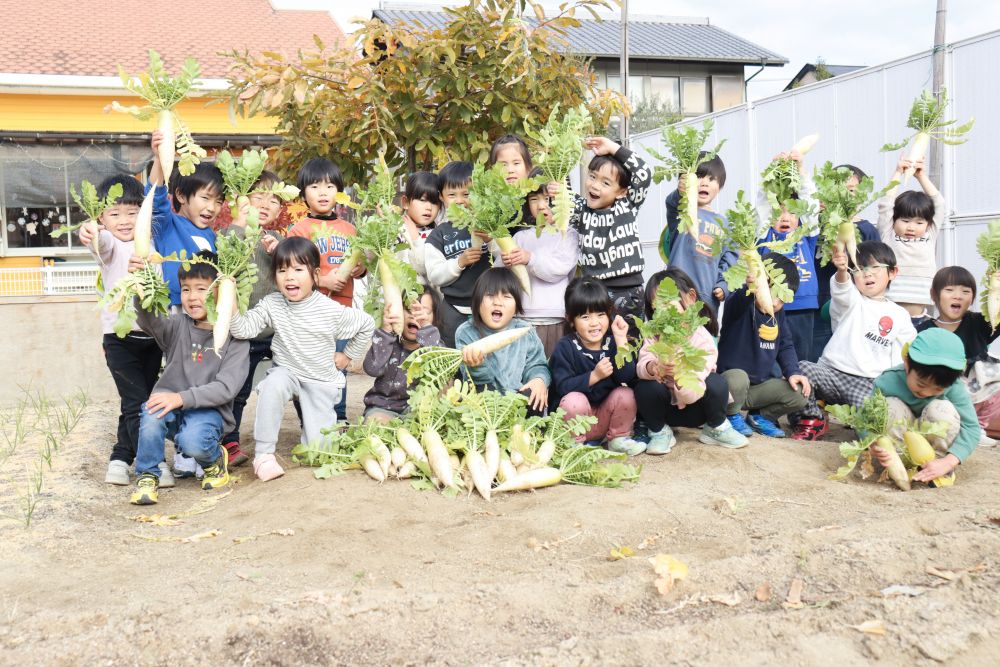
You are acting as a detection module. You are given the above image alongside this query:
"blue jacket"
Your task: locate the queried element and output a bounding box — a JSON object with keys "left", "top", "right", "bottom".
{"left": 146, "top": 183, "right": 217, "bottom": 305}
{"left": 548, "top": 333, "right": 637, "bottom": 408}
{"left": 662, "top": 189, "right": 738, "bottom": 307}
{"left": 717, "top": 288, "right": 801, "bottom": 384}
{"left": 758, "top": 228, "right": 819, "bottom": 311}
{"left": 455, "top": 318, "right": 551, "bottom": 392}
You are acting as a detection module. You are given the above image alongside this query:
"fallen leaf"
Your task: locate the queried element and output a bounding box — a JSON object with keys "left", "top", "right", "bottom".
{"left": 805, "top": 524, "right": 844, "bottom": 534}
{"left": 881, "top": 585, "right": 924, "bottom": 597}
{"left": 850, "top": 619, "right": 887, "bottom": 635}
{"left": 233, "top": 529, "right": 295, "bottom": 544}
{"left": 783, "top": 578, "right": 805, "bottom": 609}
{"left": 650, "top": 554, "right": 688, "bottom": 596}
{"left": 131, "top": 513, "right": 182, "bottom": 526}
{"left": 925, "top": 565, "right": 957, "bottom": 581}
{"left": 636, "top": 532, "right": 662, "bottom": 550}
{"left": 860, "top": 449, "right": 875, "bottom": 479}
{"left": 755, "top": 582, "right": 772, "bottom": 602}
{"left": 708, "top": 591, "right": 742, "bottom": 607}
{"left": 182, "top": 529, "right": 221, "bottom": 543}
{"left": 609, "top": 544, "right": 635, "bottom": 561}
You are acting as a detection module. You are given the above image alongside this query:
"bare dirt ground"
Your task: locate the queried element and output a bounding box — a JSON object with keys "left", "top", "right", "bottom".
{"left": 1, "top": 374, "right": 999, "bottom": 666}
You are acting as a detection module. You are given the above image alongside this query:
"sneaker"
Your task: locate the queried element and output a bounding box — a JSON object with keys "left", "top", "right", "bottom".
{"left": 253, "top": 453, "right": 285, "bottom": 481}
{"left": 607, "top": 436, "right": 647, "bottom": 456}
{"left": 746, "top": 413, "right": 787, "bottom": 438}
{"left": 130, "top": 473, "right": 159, "bottom": 505}
{"left": 583, "top": 439, "right": 605, "bottom": 448}
{"left": 790, "top": 417, "right": 828, "bottom": 441}
{"left": 172, "top": 452, "right": 198, "bottom": 478}
{"left": 223, "top": 441, "right": 250, "bottom": 467}
{"left": 632, "top": 420, "right": 650, "bottom": 444}
{"left": 978, "top": 432, "right": 997, "bottom": 448}
{"left": 157, "top": 462, "right": 176, "bottom": 488}
{"left": 201, "top": 447, "right": 230, "bottom": 491}
{"left": 645, "top": 425, "right": 676, "bottom": 455}
{"left": 726, "top": 413, "right": 754, "bottom": 437}
{"left": 105, "top": 460, "right": 131, "bottom": 486}
{"left": 699, "top": 422, "right": 749, "bottom": 449}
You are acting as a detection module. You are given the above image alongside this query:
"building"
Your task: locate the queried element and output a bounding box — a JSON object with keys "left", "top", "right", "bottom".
{"left": 783, "top": 63, "right": 866, "bottom": 91}
{"left": 373, "top": 4, "right": 787, "bottom": 118}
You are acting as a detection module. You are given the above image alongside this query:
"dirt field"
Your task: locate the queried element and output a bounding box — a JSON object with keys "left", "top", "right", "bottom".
{"left": 1, "top": 374, "right": 999, "bottom": 666}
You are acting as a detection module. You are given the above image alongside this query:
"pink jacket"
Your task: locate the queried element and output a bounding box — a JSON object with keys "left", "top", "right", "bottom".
{"left": 636, "top": 326, "right": 718, "bottom": 408}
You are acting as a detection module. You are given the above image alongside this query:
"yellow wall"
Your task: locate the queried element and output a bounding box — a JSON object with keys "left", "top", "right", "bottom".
{"left": 0, "top": 93, "right": 277, "bottom": 135}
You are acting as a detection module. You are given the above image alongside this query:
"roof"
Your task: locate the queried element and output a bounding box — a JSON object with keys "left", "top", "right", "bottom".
{"left": 372, "top": 8, "right": 787, "bottom": 66}
{"left": 0, "top": 0, "right": 344, "bottom": 78}
{"left": 783, "top": 63, "right": 866, "bottom": 90}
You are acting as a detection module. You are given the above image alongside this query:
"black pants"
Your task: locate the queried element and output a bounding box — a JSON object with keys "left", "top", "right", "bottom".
{"left": 606, "top": 284, "right": 645, "bottom": 336}
{"left": 633, "top": 372, "right": 729, "bottom": 432}
{"left": 103, "top": 333, "right": 163, "bottom": 464}
{"left": 437, "top": 298, "right": 470, "bottom": 348}
{"left": 225, "top": 337, "right": 274, "bottom": 444}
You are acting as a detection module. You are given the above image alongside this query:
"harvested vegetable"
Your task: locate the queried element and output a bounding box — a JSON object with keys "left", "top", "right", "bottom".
{"left": 759, "top": 153, "right": 813, "bottom": 229}
{"left": 527, "top": 103, "right": 591, "bottom": 234}
{"left": 52, "top": 182, "right": 125, "bottom": 261}
{"left": 556, "top": 446, "right": 641, "bottom": 487}
{"left": 975, "top": 220, "right": 1000, "bottom": 330}
{"left": 904, "top": 431, "right": 936, "bottom": 466}
{"left": 828, "top": 391, "right": 912, "bottom": 490}
{"left": 401, "top": 327, "right": 532, "bottom": 392}
{"left": 493, "top": 467, "right": 562, "bottom": 493}
{"left": 882, "top": 88, "right": 974, "bottom": 184}
{"left": 791, "top": 133, "right": 820, "bottom": 156}
{"left": 813, "top": 162, "right": 895, "bottom": 268}
{"left": 100, "top": 252, "right": 182, "bottom": 338}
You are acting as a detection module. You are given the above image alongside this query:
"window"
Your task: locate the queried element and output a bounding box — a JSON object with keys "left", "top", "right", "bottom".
{"left": 681, "top": 78, "right": 709, "bottom": 116}
{"left": 712, "top": 75, "right": 744, "bottom": 111}
{"left": 649, "top": 76, "right": 680, "bottom": 111}
{"left": 606, "top": 74, "right": 621, "bottom": 92}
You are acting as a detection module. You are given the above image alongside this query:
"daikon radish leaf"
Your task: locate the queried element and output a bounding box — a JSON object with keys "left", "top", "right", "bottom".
{"left": 881, "top": 88, "right": 974, "bottom": 151}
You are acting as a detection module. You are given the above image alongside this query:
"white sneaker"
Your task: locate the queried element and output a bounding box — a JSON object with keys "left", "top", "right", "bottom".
{"left": 172, "top": 452, "right": 198, "bottom": 478}
{"left": 978, "top": 431, "right": 997, "bottom": 448}
{"left": 158, "top": 462, "right": 176, "bottom": 488}
{"left": 105, "top": 460, "right": 131, "bottom": 486}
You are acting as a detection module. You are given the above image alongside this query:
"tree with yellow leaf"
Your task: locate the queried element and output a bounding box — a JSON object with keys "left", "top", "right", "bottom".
{"left": 225, "top": 0, "right": 627, "bottom": 185}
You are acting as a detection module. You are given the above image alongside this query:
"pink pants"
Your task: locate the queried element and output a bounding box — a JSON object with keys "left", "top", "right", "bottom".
{"left": 974, "top": 392, "right": 1000, "bottom": 429}
{"left": 559, "top": 386, "right": 637, "bottom": 442}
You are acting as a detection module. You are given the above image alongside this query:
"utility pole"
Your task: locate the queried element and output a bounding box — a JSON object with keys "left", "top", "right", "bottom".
{"left": 929, "top": 0, "right": 946, "bottom": 189}
{"left": 619, "top": 0, "right": 629, "bottom": 145}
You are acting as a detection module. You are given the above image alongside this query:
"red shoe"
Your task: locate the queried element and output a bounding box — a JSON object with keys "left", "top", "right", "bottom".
{"left": 223, "top": 441, "right": 249, "bottom": 467}
{"left": 790, "top": 418, "right": 828, "bottom": 441}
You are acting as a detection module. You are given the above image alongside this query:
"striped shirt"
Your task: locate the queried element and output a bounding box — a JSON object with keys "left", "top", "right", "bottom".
{"left": 230, "top": 290, "right": 375, "bottom": 383}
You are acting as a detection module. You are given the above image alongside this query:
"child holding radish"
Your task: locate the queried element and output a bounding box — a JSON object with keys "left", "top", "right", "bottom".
{"left": 790, "top": 241, "right": 916, "bottom": 440}
{"left": 633, "top": 268, "right": 747, "bottom": 452}
{"left": 229, "top": 237, "right": 375, "bottom": 482}
{"left": 363, "top": 287, "right": 442, "bottom": 422}
{"left": 128, "top": 253, "right": 249, "bottom": 505}
{"left": 549, "top": 278, "right": 644, "bottom": 455}
{"left": 876, "top": 155, "right": 945, "bottom": 322}
{"left": 456, "top": 268, "right": 551, "bottom": 415}
{"left": 488, "top": 134, "right": 533, "bottom": 185}
{"left": 399, "top": 171, "right": 441, "bottom": 285}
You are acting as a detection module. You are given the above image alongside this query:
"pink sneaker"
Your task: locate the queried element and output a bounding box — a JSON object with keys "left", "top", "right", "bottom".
{"left": 253, "top": 453, "right": 285, "bottom": 481}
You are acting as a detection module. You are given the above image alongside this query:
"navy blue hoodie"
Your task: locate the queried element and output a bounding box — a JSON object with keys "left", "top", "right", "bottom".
{"left": 548, "top": 333, "right": 637, "bottom": 408}
{"left": 716, "top": 289, "right": 801, "bottom": 384}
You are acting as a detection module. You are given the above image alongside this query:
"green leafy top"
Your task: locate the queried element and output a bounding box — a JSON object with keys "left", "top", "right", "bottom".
{"left": 448, "top": 163, "right": 538, "bottom": 238}
{"left": 976, "top": 219, "right": 1000, "bottom": 273}
{"left": 557, "top": 446, "right": 641, "bottom": 487}
{"left": 116, "top": 50, "right": 201, "bottom": 114}
{"left": 813, "top": 162, "right": 896, "bottom": 267}
{"left": 339, "top": 154, "right": 397, "bottom": 214}
{"left": 51, "top": 181, "right": 124, "bottom": 238}
{"left": 760, "top": 157, "right": 813, "bottom": 224}
{"left": 528, "top": 103, "right": 591, "bottom": 183}
{"left": 881, "top": 88, "right": 975, "bottom": 151}
{"left": 827, "top": 390, "right": 889, "bottom": 440}
{"left": 647, "top": 119, "right": 725, "bottom": 183}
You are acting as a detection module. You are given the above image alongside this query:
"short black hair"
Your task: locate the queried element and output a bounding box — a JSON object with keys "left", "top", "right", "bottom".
{"left": 931, "top": 266, "right": 977, "bottom": 300}
{"left": 272, "top": 236, "right": 320, "bottom": 281}
{"left": 695, "top": 151, "right": 726, "bottom": 188}
{"left": 565, "top": 277, "right": 613, "bottom": 321}
{"left": 170, "top": 162, "right": 224, "bottom": 212}
{"left": 908, "top": 357, "right": 962, "bottom": 388}
{"left": 438, "top": 161, "right": 473, "bottom": 191}
{"left": 471, "top": 267, "right": 523, "bottom": 330}
{"left": 645, "top": 267, "right": 718, "bottom": 336}
{"left": 893, "top": 190, "right": 935, "bottom": 226}
{"left": 833, "top": 164, "right": 868, "bottom": 182}
{"left": 404, "top": 171, "right": 442, "bottom": 207}
{"left": 97, "top": 175, "right": 144, "bottom": 206}
{"left": 767, "top": 253, "right": 800, "bottom": 294}
{"left": 488, "top": 134, "right": 533, "bottom": 171}
{"left": 179, "top": 251, "right": 219, "bottom": 282}
{"left": 855, "top": 240, "right": 898, "bottom": 270}
{"left": 254, "top": 169, "right": 281, "bottom": 191}
{"left": 296, "top": 157, "right": 344, "bottom": 194}
{"left": 588, "top": 154, "right": 628, "bottom": 188}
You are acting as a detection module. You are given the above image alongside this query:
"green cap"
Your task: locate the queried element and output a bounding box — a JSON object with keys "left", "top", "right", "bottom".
{"left": 907, "top": 328, "right": 966, "bottom": 371}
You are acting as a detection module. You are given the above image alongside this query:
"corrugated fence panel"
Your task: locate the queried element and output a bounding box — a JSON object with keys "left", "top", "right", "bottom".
{"left": 950, "top": 36, "right": 1000, "bottom": 218}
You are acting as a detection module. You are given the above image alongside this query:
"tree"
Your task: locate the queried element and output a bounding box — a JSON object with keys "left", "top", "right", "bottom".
{"left": 225, "top": 0, "right": 627, "bottom": 185}
{"left": 627, "top": 96, "right": 682, "bottom": 136}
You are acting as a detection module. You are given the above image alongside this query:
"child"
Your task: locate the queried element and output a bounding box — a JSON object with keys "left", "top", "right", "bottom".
{"left": 918, "top": 266, "right": 1000, "bottom": 447}
{"left": 456, "top": 268, "right": 550, "bottom": 414}
{"left": 717, "top": 254, "right": 811, "bottom": 439}
{"left": 78, "top": 176, "right": 164, "bottom": 486}
{"left": 877, "top": 155, "right": 945, "bottom": 321}
{"left": 791, "top": 241, "right": 916, "bottom": 440}
{"left": 363, "top": 287, "right": 442, "bottom": 422}
{"left": 549, "top": 278, "right": 644, "bottom": 455}
{"left": 149, "top": 131, "right": 224, "bottom": 306}
{"left": 498, "top": 172, "right": 579, "bottom": 356}
{"left": 567, "top": 136, "right": 652, "bottom": 322}
{"left": 287, "top": 157, "right": 364, "bottom": 421}
{"left": 812, "top": 164, "right": 880, "bottom": 361}
{"left": 870, "top": 328, "right": 981, "bottom": 483}
{"left": 229, "top": 237, "right": 375, "bottom": 481}
{"left": 129, "top": 254, "right": 249, "bottom": 505}
{"left": 488, "top": 134, "right": 533, "bottom": 185}
{"left": 662, "top": 152, "right": 737, "bottom": 310}
{"left": 425, "top": 161, "right": 495, "bottom": 346}
{"left": 633, "top": 268, "right": 748, "bottom": 452}
{"left": 399, "top": 171, "right": 441, "bottom": 285}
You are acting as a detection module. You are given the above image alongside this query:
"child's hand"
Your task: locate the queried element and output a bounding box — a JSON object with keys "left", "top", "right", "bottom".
{"left": 260, "top": 235, "right": 279, "bottom": 255}
{"left": 350, "top": 263, "right": 366, "bottom": 279}
{"left": 610, "top": 315, "right": 630, "bottom": 344}
{"left": 870, "top": 442, "right": 893, "bottom": 467}
{"left": 502, "top": 247, "right": 531, "bottom": 267}
{"left": 895, "top": 154, "right": 914, "bottom": 175}
{"left": 410, "top": 299, "right": 433, "bottom": 329}
{"left": 911, "top": 156, "right": 926, "bottom": 177}
{"left": 144, "top": 392, "right": 183, "bottom": 418}
{"left": 319, "top": 272, "right": 347, "bottom": 293}
{"left": 520, "top": 377, "right": 549, "bottom": 411}
{"left": 231, "top": 199, "right": 250, "bottom": 228}
{"left": 653, "top": 361, "right": 676, "bottom": 383}
{"left": 127, "top": 254, "right": 145, "bottom": 273}
{"left": 458, "top": 244, "right": 484, "bottom": 268}
{"left": 149, "top": 131, "right": 166, "bottom": 185}
{"left": 912, "top": 453, "right": 959, "bottom": 483}
{"left": 78, "top": 222, "right": 101, "bottom": 246}
{"left": 334, "top": 352, "right": 350, "bottom": 371}
{"left": 382, "top": 304, "right": 400, "bottom": 334}
{"left": 788, "top": 374, "right": 812, "bottom": 397}
{"left": 462, "top": 346, "right": 485, "bottom": 367}
{"left": 832, "top": 246, "right": 849, "bottom": 272}
{"left": 546, "top": 181, "right": 562, "bottom": 197}
{"left": 584, "top": 136, "right": 620, "bottom": 157}
{"left": 590, "top": 357, "right": 614, "bottom": 384}
{"left": 712, "top": 287, "right": 725, "bottom": 302}
{"left": 151, "top": 130, "right": 164, "bottom": 151}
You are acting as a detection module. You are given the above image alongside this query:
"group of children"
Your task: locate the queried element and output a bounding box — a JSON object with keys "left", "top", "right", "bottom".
{"left": 79, "top": 129, "right": 993, "bottom": 505}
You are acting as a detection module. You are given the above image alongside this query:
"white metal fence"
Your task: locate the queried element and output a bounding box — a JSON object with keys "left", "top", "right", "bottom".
{"left": 628, "top": 28, "right": 1000, "bottom": 284}
{"left": 0, "top": 264, "right": 99, "bottom": 297}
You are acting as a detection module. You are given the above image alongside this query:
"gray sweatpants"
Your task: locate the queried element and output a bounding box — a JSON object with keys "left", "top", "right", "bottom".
{"left": 253, "top": 366, "right": 344, "bottom": 456}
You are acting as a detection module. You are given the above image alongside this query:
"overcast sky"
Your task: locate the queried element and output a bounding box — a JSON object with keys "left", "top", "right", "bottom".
{"left": 274, "top": 0, "right": 1000, "bottom": 99}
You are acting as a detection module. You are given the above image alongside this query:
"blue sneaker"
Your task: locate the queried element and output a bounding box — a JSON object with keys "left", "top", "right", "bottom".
{"left": 746, "top": 413, "right": 786, "bottom": 438}
{"left": 726, "top": 413, "right": 754, "bottom": 437}
{"left": 632, "top": 420, "right": 650, "bottom": 444}
{"left": 645, "top": 425, "right": 676, "bottom": 455}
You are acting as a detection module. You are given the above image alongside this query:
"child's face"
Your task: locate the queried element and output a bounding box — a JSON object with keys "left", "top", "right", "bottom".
{"left": 495, "top": 145, "right": 529, "bottom": 184}
{"left": 180, "top": 277, "right": 214, "bottom": 322}
{"left": 249, "top": 191, "right": 282, "bottom": 226}
{"left": 893, "top": 216, "right": 930, "bottom": 240}
{"left": 904, "top": 366, "right": 947, "bottom": 400}
{"left": 573, "top": 310, "right": 610, "bottom": 347}
{"left": 441, "top": 183, "right": 470, "bottom": 210}
{"left": 176, "top": 186, "right": 224, "bottom": 229}
{"left": 695, "top": 174, "right": 720, "bottom": 207}
{"left": 528, "top": 193, "right": 552, "bottom": 226}
{"left": 773, "top": 207, "right": 799, "bottom": 234}
{"left": 403, "top": 195, "right": 439, "bottom": 228}
{"left": 851, "top": 261, "right": 898, "bottom": 298}
{"left": 935, "top": 284, "right": 974, "bottom": 320}
{"left": 304, "top": 180, "right": 338, "bottom": 216}
{"left": 99, "top": 203, "right": 140, "bottom": 242}
{"left": 275, "top": 259, "right": 317, "bottom": 302}
{"left": 845, "top": 175, "right": 860, "bottom": 193}
{"left": 660, "top": 285, "right": 699, "bottom": 314}
{"left": 585, "top": 164, "right": 626, "bottom": 210}
{"left": 402, "top": 292, "right": 433, "bottom": 343}
{"left": 478, "top": 290, "right": 517, "bottom": 330}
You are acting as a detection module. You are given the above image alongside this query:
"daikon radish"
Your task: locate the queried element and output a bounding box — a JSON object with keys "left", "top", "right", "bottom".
{"left": 882, "top": 89, "right": 973, "bottom": 185}
{"left": 509, "top": 450, "right": 524, "bottom": 467}
{"left": 379, "top": 258, "right": 404, "bottom": 336}
{"left": 876, "top": 436, "right": 911, "bottom": 491}
{"left": 497, "top": 458, "right": 517, "bottom": 484}
{"left": 157, "top": 110, "right": 175, "bottom": 184}
{"left": 213, "top": 277, "right": 237, "bottom": 354}
{"left": 370, "top": 435, "right": 392, "bottom": 478}
{"left": 494, "top": 235, "right": 532, "bottom": 296}
{"left": 360, "top": 454, "right": 385, "bottom": 483}
{"left": 791, "top": 133, "right": 819, "bottom": 155}
{"left": 990, "top": 272, "right": 1000, "bottom": 330}
{"left": 134, "top": 187, "right": 156, "bottom": 258}
{"left": 494, "top": 466, "right": 562, "bottom": 493}
{"left": 484, "top": 430, "right": 500, "bottom": 481}
{"left": 422, "top": 428, "right": 457, "bottom": 490}
{"left": 535, "top": 439, "right": 556, "bottom": 468}
{"left": 335, "top": 248, "right": 363, "bottom": 282}
{"left": 390, "top": 446, "right": 407, "bottom": 468}
{"left": 465, "top": 449, "right": 492, "bottom": 501}
{"left": 396, "top": 427, "right": 427, "bottom": 462}
{"left": 904, "top": 431, "right": 936, "bottom": 467}
{"left": 903, "top": 132, "right": 930, "bottom": 181}
{"left": 838, "top": 222, "right": 859, "bottom": 267}
{"left": 397, "top": 461, "right": 416, "bottom": 479}
{"left": 683, "top": 172, "right": 700, "bottom": 240}
{"left": 975, "top": 222, "right": 1000, "bottom": 330}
